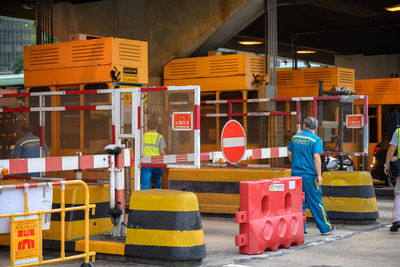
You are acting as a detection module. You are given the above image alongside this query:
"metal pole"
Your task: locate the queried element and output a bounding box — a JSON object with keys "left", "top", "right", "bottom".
{"left": 364, "top": 95, "right": 369, "bottom": 171}
{"left": 109, "top": 91, "right": 116, "bottom": 210}
{"left": 292, "top": 33, "right": 298, "bottom": 70}
{"left": 35, "top": 0, "right": 41, "bottom": 45}
{"left": 296, "top": 100, "right": 301, "bottom": 133}
{"left": 111, "top": 90, "right": 126, "bottom": 237}
{"left": 264, "top": 0, "right": 269, "bottom": 80}
{"left": 194, "top": 86, "right": 201, "bottom": 169}
{"left": 133, "top": 88, "right": 141, "bottom": 191}
{"left": 39, "top": 95, "right": 44, "bottom": 158}
{"left": 76, "top": 152, "right": 83, "bottom": 180}
{"left": 50, "top": 0, "right": 53, "bottom": 43}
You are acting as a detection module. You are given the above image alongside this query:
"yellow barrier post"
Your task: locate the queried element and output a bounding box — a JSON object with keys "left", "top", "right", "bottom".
{"left": 0, "top": 180, "right": 96, "bottom": 267}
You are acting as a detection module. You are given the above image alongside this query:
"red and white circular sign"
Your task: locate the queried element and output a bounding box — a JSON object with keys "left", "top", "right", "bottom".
{"left": 221, "top": 120, "right": 247, "bottom": 164}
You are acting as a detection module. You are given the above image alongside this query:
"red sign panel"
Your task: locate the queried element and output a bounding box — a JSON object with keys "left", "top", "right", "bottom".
{"left": 172, "top": 112, "right": 192, "bottom": 131}
{"left": 346, "top": 114, "right": 364, "bottom": 128}
{"left": 221, "top": 120, "right": 246, "bottom": 164}
{"left": 12, "top": 218, "right": 40, "bottom": 265}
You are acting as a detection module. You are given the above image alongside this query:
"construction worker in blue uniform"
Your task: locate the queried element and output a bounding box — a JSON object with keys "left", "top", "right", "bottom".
{"left": 11, "top": 123, "right": 49, "bottom": 176}
{"left": 287, "top": 116, "right": 335, "bottom": 235}
{"left": 384, "top": 127, "right": 400, "bottom": 232}
{"left": 141, "top": 115, "right": 166, "bottom": 190}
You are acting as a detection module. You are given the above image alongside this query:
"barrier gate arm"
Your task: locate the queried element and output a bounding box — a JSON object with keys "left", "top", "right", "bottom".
{"left": 141, "top": 148, "right": 368, "bottom": 165}
{"left": 0, "top": 180, "right": 96, "bottom": 267}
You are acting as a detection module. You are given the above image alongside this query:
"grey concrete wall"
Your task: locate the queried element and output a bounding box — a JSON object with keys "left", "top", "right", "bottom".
{"left": 335, "top": 54, "right": 400, "bottom": 80}
{"left": 53, "top": 0, "right": 249, "bottom": 85}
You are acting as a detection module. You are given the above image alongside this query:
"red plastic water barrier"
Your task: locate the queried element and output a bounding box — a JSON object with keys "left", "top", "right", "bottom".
{"left": 235, "top": 177, "right": 305, "bottom": 254}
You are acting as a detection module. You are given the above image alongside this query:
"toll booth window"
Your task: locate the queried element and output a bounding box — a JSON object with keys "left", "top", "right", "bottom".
{"left": 369, "top": 107, "right": 377, "bottom": 143}
{"left": 382, "top": 105, "right": 400, "bottom": 140}
{"left": 83, "top": 83, "right": 110, "bottom": 154}
{"left": 28, "top": 87, "right": 52, "bottom": 149}
{"left": 167, "top": 92, "right": 196, "bottom": 154}
{"left": 220, "top": 91, "right": 243, "bottom": 134}
{"left": 343, "top": 104, "right": 353, "bottom": 143}
{"left": 247, "top": 90, "right": 261, "bottom": 145}
{"left": 60, "top": 88, "right": 80, "bottom": 149}
{"left": 201, "top": 93, "right": 217, "bottom": 145}
{"left": 0, "top": 87, "right": 22, "bottom": 159}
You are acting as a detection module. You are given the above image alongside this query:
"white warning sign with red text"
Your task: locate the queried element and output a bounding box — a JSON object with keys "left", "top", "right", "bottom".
{"left": 172, "top": 112, "right": 193, "bottom": 131}
{"left": 346, "top": 114, "right": 364, "bottom": 128}
{"left": 221, "top": 120, "right": 247, "bottom": 164}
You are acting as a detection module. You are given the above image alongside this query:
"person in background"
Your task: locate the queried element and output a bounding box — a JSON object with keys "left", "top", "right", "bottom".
{"left": 287, "top": 116, "right": 335, "bottom": 235}
{"left": 11, "top": 123, "right": 49, "bottom": 176}
{"left": 141, "top": 115, "right": 166, "bottom": 190}
{"left": 384, "top": 127, "right": 400, "bottom": 232}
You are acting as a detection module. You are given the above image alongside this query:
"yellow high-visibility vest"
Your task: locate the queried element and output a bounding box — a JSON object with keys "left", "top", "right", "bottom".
{"left": 397, "top": 128, "right": 400, "bottom": 159}
{"left": 143, "top": 131, "right": 162, "bottom": 156}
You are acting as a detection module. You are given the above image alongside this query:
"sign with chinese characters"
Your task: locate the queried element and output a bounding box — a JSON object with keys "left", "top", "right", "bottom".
{"left": 172, "top": 112, "right": 193, "bottom": 131}
{"left": 346, "top": 114, "right": 364, "bottom": 128}
{"left": 12, "top": 217, "right": 40, "bottom": 265}
{"left": 122, "top": 67, "right": 138, "bottom": 83}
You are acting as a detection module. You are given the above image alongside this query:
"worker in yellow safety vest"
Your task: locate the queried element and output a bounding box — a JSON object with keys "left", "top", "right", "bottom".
{"left": 141, "top": 115, "right": 166, "bottom": 190}
{"left": 384, "top": 127, "right": 400, "bottom": 232}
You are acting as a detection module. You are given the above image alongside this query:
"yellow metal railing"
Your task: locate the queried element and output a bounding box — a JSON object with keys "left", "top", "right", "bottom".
{"left": 0, "top": 180, "right": 96, "bottom": 266}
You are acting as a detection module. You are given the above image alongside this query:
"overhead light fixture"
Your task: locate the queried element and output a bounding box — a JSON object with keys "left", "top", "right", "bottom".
{"left": 385, "top": 4, "right": 400, "bottom": 12}
{"left": 238, "top": 41, "right": 263, "bottom": 45}
{"left": 297, "top": 50, "right": 317, "bottom": 54}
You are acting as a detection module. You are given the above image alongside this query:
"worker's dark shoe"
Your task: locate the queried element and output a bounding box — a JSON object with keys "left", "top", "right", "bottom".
{"left": 390, "top": 221, "right": 400, "bottom": 232}
{"left": 321, "top": 225, "right": 336, "bottom": 235}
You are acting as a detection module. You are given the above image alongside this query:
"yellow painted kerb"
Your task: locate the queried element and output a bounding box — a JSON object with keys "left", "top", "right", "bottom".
{"left": 126, "top": 228, "right": 204, "bottom": 247}
{"left": 322, "top": 197, "right": 378, "bottom": 212}
{"left": 75, "top": 240, "right": 125, "bottom": 255}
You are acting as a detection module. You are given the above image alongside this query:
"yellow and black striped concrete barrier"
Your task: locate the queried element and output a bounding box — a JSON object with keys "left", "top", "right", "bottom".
{"left": 125, "top": 189, "right": 206, "bottom": 261}
{"left": 306, "top": 171, "right": 379, "bottom": 221}
{"left": 169, "top": 168, "right": 291, "bottom": 213}
{"left": 43, "top": 183, "right": 113, "bottom": 247}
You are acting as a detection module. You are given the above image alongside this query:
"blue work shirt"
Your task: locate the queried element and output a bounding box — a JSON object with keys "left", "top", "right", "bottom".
{"left": 287, "top": 129, "right": 323, "bottom": 177}
{"left": 11, "top": 133, "right": 48, "bottom": 159}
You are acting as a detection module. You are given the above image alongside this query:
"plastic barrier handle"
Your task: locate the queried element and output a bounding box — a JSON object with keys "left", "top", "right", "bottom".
{"left": 235, "top": 211, "right": 248, "bottom": 223}
{"left": 235, "top": 234, "right": 248, "bottom": 247}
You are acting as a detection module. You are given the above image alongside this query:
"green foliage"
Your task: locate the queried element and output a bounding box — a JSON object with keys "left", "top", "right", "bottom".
{"left": 11, "top": 56, "right": 24, "bottom": 74}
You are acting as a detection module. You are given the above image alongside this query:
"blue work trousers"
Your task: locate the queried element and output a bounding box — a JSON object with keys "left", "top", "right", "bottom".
{"left": 141, "top": 167, "right": 163, "bottom": 190}
{"left": 302, "top": 175, "right": 332, "bottom": 234}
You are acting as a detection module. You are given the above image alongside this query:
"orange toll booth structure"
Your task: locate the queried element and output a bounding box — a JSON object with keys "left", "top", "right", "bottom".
{"left": 164, "top": 54, "right": 356, "bottom": 154}
{"left": 355, "top": 78, "right": 400, "bottom": 179}
{"left": 22, "top": 37, "right": 148, "bottom": 179}
{"left": 164, "top": 54, "right": 375, "bottom": 220}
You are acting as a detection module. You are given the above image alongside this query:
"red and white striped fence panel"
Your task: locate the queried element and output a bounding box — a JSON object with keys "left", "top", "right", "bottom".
{"left": 0, "top": 89, "right": 112, "bottom": 99}
{"left": 0, "top": 105, "right": 112, "bottom": 113}
{"left": 141, "top": 146, "right": 289, "bottom": 166}
{"left": 200, "top": 96, "right": 365, "bottom": 105}
{"left": 0, "top": 148, "right": 134, "bottom": 175}
{"left": 201, "top": 111, "right": 297, "bottom": 118}
{"left": 0, "top": 154, "right": 110, "bottom": 175}
{"left": 140, "top": 148, "right": 365, "bottom": 166}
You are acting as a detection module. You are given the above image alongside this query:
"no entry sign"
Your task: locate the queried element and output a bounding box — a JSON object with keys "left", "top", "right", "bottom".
{"left": 221, "top": 120, "right": 246, "bottom": 164}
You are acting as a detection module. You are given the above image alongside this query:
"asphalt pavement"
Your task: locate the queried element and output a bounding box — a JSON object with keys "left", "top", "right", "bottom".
{"left": 0, "top": 197, "right": 398, "bottom": 267}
